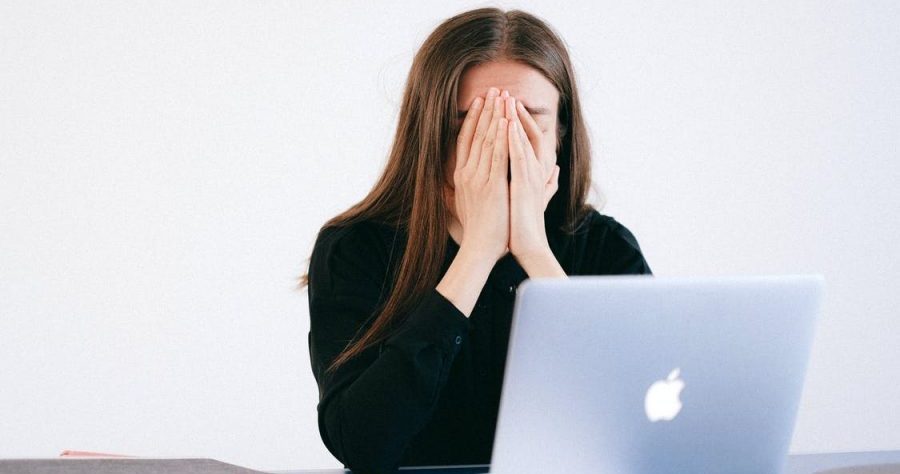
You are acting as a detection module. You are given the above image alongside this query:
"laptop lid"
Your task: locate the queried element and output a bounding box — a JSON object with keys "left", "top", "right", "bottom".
{"left": 488, "top": 274, "right": 824, "bottom": 474}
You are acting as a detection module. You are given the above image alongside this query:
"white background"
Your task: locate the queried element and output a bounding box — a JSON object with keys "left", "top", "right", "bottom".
{"left": 1, "top": 1, "right": 898, "bottom": 471}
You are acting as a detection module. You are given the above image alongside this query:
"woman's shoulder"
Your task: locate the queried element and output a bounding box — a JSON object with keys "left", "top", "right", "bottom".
{"left": 581, "top": 208, "right": 645, "bottom": 251}
{"left": 313, "top": 218, "right": 398, "bottom": 254}
{"left": 570, "top": 207, "right": 652, "bottom": 275}
{"left": 309, "top": 217, "right": 401, "bottom": 285}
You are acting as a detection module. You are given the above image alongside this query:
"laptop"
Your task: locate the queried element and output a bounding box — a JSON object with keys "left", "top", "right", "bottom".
{"left": 487, "top": 274, "right": 824, "bottom": 474}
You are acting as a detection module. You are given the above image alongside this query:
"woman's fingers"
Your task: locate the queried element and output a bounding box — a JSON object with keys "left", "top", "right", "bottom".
{"left": 515, "top": 114, "right": 537, "bottom": 161}
{"left": 515, "top": 100, "right": 543, "bottom": 148}
{"left": 544, "top": 165, "right": 559, "bottom": 196}
{"left": 455, "top": 95, "right": 485, "bottom": 171}
{"left": 543, "top": 164, "right": 560, "bottom": 208}
{"left": 476, "top": 95, "right": 504, "bottom": 182}
{"left": 487, "top": 92, "right": 511, "bottom": 184}
{"left": 508, "top": 98, "right": 528, "bottom": 183}
{"left": 515, "top": 100, "right": 548, "bottom": 177}
{"left": 489, "top": 116, "right": 509, "bottom": 183}
{"left": 466, "top": 87, "right": 500, "bottom": 173}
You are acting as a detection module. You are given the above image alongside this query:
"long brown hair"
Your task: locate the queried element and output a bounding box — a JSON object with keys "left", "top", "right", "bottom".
{"left": 299, "top": 8, "right": 596, "bottom": 375}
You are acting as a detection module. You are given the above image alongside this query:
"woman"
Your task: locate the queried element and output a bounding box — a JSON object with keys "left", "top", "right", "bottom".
{"left": 298, "top": 7, "right": 652, "bottom": 473}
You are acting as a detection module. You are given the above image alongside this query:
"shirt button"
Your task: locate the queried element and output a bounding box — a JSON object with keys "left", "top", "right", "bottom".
{"left": 455, "top": 335, "right": 462, "bottom": 345}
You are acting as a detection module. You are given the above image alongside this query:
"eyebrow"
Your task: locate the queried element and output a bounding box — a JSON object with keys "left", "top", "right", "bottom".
{"left": 457, "top": 104, "right": 551, "bottom": 119}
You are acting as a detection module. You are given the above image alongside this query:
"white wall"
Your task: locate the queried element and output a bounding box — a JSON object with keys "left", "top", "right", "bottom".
{"left": 1, "top": 0, "right": 898, "bottom": 471}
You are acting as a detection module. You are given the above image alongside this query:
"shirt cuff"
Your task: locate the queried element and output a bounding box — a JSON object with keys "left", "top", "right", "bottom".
{"left": 383, "top": 288, "right": 473, "bottom": 354}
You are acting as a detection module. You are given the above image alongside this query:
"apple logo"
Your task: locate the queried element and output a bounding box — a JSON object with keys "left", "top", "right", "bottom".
{"left": 644, "top": 368, "right": 685, "bottom": 422}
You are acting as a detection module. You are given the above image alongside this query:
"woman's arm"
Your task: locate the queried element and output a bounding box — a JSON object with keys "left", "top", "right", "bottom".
{"left": 308, "top": 225, "right": 490, "bottom": 473}
{"left": 435, "top": 244, "right": 496, "bottom": 316}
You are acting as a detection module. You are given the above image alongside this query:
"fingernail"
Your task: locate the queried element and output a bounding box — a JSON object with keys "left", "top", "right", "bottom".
{"left": 488, "top": 87, "right": 499, "bottom": 97}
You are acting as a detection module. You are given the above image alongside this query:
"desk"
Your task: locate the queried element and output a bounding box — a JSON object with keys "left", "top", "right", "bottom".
{"left": 269, "top": 451, "right": 900, "bottom": 474}
{"left": 1, "top": 451, "right": 898, "bottom": 473}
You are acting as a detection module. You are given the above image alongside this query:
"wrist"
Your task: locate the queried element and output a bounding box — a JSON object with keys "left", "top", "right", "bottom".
{"left": 514, "top": 245, "right": 553, "bottom": 267}
{"left": 515, "top": 246, "right": 567, "bottom": 279}
{"left": 456, "top": 242, "right": 501, "bottom": 274}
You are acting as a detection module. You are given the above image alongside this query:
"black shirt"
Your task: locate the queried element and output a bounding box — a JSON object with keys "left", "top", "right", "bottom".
{"left": 307, "top": 208, "right": 653, "bottom": 473}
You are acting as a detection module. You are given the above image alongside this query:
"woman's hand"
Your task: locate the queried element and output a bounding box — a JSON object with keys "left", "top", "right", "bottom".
{"left": 452, "top": 87, "right": 511, "bottom": 263}
{"left": 506, "top": 94, "right": 560, "bottom": 262}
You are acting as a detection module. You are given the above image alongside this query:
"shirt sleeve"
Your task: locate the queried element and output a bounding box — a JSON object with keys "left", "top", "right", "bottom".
{"left": 591, "top": 215, "right": 654, "bottom": 276}
{"left": 307, "top": 224, "right": 472, "bottom": 473}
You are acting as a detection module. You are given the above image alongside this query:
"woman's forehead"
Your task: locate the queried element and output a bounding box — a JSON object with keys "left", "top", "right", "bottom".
{"left": 457, "top": 60, "right": 559, "bottom": 115}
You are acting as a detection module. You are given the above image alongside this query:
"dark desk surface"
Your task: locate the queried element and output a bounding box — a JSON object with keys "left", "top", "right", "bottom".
{"left": 268, "top": 451, "right": 900, "bottom": 474}
{"left": 1, "top": 451, "right": 898, "bottom": 474}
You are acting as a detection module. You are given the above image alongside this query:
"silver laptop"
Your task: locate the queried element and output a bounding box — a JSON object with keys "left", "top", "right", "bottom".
{"left": 488, "top": 274, "right": 824, "bottom": 474}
